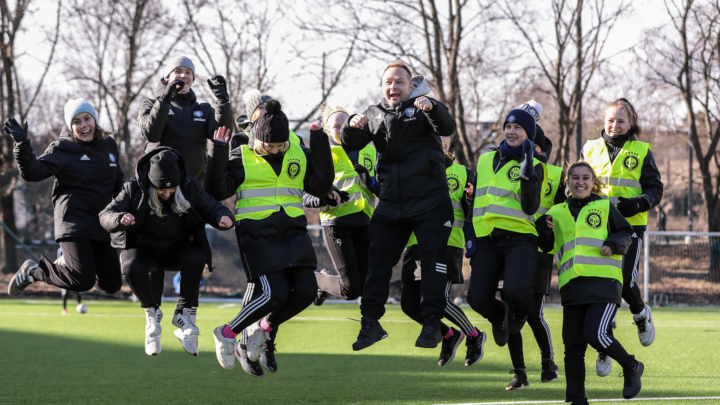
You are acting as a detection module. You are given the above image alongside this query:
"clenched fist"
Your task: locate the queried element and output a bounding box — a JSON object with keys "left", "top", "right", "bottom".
{"left": 350, "top": 114, "right": 369, "bottom": 129}
{"left": 414, "top": 96, "right": 433, "bottom": 111}
{"left": 120, "top": 213, "right": 136, "bottom": 227}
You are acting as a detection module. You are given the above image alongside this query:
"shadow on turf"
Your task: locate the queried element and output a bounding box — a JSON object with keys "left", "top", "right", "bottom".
{"left": 0, "top": 329, "right": 695, "bottom": 405}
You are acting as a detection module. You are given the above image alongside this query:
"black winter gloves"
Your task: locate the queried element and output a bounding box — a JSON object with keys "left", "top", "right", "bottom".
{"left": 354, "top": 164, "right": 372, "bottom": 187}
{"left": 309, "top": 127, "right": 325, "bottom": 141}
{"left": 520, "top": 138, "right": 535, "bottom": 179}
{"left": 617, "top": 197, "right": 641, "bottom": 217}
{"left": 325, "top": 190, "right": 350, "bottom": 206}
{"left": 159, "top": 79, "right": 185, "bottom": 104}
{"left": 3, "top": 117, "right": 28, "bottom": 143}
{"left": 207, "top": 75, "right": 229, "bottom": 104}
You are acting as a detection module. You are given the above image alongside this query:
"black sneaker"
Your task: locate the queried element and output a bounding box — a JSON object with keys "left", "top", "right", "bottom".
{"left": 464, "top": 328, "right": 487, "bottom": 366}
{"left": 8, "top": 259, "right": 38, "bottom": 296}
{"left": 541, "top": 359, "right": 559, "bottom": 382}
{"left": 621, "top": 360, "right": 644, "bottom": 399}
{"left": 352, "top": 318, "right": 388, "bottom": 351}
{"left": 506, "top": 368, "right": 529, "bottom": 390}
{"left": 259, "top": 341, "right": 277, "bottom": 373}
{"left": 492, "top": 300, "right": 510, "bottom": 347}
{"left": 313, "top": 290, "right": 328, "bottom": 306}
{"left": 415, "top": 319, "right": 442, "bottom": 348}
{"left": 235, "top": 344, "right": 264, "bottom": 378}
{"left": 438, "top": 328, "right": 464, "bottom": 366}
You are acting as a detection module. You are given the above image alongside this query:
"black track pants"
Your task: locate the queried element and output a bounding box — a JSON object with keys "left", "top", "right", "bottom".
{"left": 467, "top": 233, "right": 537, "bottom": 327}
{"left": 401, "top": 280, "right": 475, "bottom": 335}
{"left": 33, "top": 238, "right": 122, "bottom": 293}
{"left": 316, "top": 225, "right": 371, "bottom": 300}
{"left": 507, "top": 293, "right": 556, "bottom": 369}
{"left": 120, "top": 239, "right": 205, "bottom": 312}
{"left": 150, "top": 270, "right": 165, "bottom": 307}
{"left": 361, "top": 201, "right": 453, "bottom": 322}
{"left": 228, "top": 267, "right": 317, "bottom": 334}
{"left": 620, "top": 233, "right": 645, "bottom": 314}
{"left": 563, "top": 303, "right": 636, "bottom": 403}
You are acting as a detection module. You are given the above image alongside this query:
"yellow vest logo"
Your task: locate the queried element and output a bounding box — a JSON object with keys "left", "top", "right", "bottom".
{"left": 287, "top": 160, "right": 301, "bottom": 180}
{"left": 506, "top": 164, "right": 521, "bottom": 183}
{"left": 585, "top": 208, "right": 603, "bottom": 230}
{"left": 544, "top": 178, "right": 554, "bottom": 198}
{"left": 362, "top": 156, "right": 373, "bottom": 172}
{"left": 623, "top": 153, "right": 640, "bottom": 171}
{"left": 447, "top": 174, "right": 460, "bottom": 192}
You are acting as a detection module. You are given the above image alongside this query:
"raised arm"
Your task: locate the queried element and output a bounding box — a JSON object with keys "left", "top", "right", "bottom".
{"left": 204, "top": 127, "right": 244, "bottom": 201}
{"left": 340, "top": 110, "right": 374, "bottom": 152}
{"left": 417, "top": 97, "right": 455, "bottom": 136}
{"left": 302, "top": 126, "right": 334, "bottom": 198}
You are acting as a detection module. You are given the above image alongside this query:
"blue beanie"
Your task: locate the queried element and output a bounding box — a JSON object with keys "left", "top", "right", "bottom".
{"left": 63, "top": 98, "right": 98, "bottom": 129}
{"left": 503, "top": 109, "right": 536, "bottom": 141}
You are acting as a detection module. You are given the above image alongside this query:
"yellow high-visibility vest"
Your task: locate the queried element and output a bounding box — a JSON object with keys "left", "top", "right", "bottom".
{"left": 320, "top": 144, "right": 377, "bottom": 221}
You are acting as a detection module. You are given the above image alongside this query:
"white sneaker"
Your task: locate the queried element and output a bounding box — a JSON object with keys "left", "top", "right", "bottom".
{"left": 213, "top": 325, "right": 237, "bottom": 370}
{"left": 144, "top": 307, "right": 163, "bottom": 356}
{"left": 633, "top": 304, "right": 655, "bottom": 347}
{"left": 246, "top": 320, "right": 271, "bottom": 362}
{"left": 172, "top": 308, "right": 200, "bottom": 356}
{"left": 596, "top": 352, "right": 612, "bottom": 377}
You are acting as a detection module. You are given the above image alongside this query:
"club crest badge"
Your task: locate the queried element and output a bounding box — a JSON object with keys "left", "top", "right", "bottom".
{"left": 363, "top": 156, "right": 373, "bottom": 172}
{"left": 507, "top": 115, "right": 516, "bottom": 123}
{"left": 404, "top": 108, "right": 415, "bottom": 118}
{"left": 507, "top": 165, "right": 521, "bottom": 183}
{"left": 287, "top": 161, "right": 301, "bottom": 180}
{"left": 585, "top": 208, "right": 603, "bottom": 230}
{"left": 109, "top": 153, "right": 116, "bottom": 163}
{"left": 544, "top": 179, "right": 554, "bottom": 198}
{"left": 447, "top": 174, "right": 460, "bottom": 192}
{"left": 194, "top": 111, "right": 203, "bottom": 117}
{"left": 623, "top": 153, "right": 639, "bottom": 171}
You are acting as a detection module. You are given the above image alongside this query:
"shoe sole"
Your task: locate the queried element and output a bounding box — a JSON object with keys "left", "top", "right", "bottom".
{"left": 415, "top": 337, "right": 443, "bottom": 349}
{"left": 174, "top": 328, "right": 198, "bottom": 356}
{"left": 505, "top": 383, "right": 529, "bottom": 391}
{"left": 236, "top": 348, "right": 264, "bottom": 378}
{"left": 212, "top": 327, "right": 236, "bottom": 370}
{"left": 541, "top": 375, "right": 558, "bottom": 383}
{"left": 352, "top": 331, "right": 388, "bottom": 351}
{"left": 146, "top": 333, "right": 162, "bottom": 356}
{"left": 623, "top": 362, "right": 644, "bottom": 399}
{"left": 597, "top": 359, "right": 612, "bottom": 377}
{"left": 438, "top": 333, "right": 465, "bottom": 366}
{"left": 466, "top": 330, "right": 487, "bottom": 366}
{"left": 8, "top": 260, "right": 35, "bottom": 296}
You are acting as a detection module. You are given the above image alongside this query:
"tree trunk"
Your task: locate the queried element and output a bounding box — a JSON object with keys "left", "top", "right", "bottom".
{"left": 0, "top": 192, "right": 17, "bottom": 273}
{"left": 574, "top": 0, "right": 583, "bottom": 160}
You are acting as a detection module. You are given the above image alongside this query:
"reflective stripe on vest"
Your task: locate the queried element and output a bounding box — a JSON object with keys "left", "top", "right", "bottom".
{"left": 546, "top": 198, "right": 623, "bottom": 290}
{"left": 408, "top": 162, "right": 467, "bottom": 249}
{"left": 234, "top": 143, "right": 306, "bottom": 221}
{"left": 319, "top": 144, "right": 377, "bottom": 221}
{"left": 582, "top": 138, "right": 650, "bottom": 226}
{"left": 472, "top": 151, "right": 548, "bottom": 238}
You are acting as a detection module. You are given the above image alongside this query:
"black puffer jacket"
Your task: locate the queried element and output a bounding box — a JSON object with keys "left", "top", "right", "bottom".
{"left": 99, "top": 147, "right": 233, "bottom": 270}
{"left": 14, "top": 126, "right": 124, "bottom": 242}
{"left": 340, "top": 76, "right": 455, "bottom": 219}
{"left": 205, "top": 130, "right": 334, "bottom": 279}
{"left": 137, "top": 79, "right": 234, "bottom": 183}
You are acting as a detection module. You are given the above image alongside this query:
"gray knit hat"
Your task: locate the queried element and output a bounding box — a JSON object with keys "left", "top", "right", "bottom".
{"left": 164, "top": 56, "right": 195, "bottom": 78}
{"left": 243, "top": 89, "right": 273, "bottom": 119}
{"left": 63, "top": 98, "right": 98, "bottom": 129}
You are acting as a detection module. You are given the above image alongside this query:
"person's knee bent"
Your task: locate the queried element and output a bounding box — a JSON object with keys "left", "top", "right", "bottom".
{"left": 181, "top": 250, "right": 206, "bottom": 274}
{"left": 583, "top": 329, "right": 607, "bottom": 351}
{"left": 504, "top": 286, "right": 534, "bottom": 318}
{"left": 466, "top": 290, "right": 494, "bottom": 317}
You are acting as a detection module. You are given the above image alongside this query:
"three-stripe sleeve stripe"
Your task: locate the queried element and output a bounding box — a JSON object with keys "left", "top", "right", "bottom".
{"left": 436, "top": 263, "right": 447, "bottom": 274}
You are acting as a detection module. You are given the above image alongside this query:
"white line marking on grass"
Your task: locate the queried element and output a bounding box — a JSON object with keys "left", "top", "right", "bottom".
{"left": 434, "top": 397, "right": 720, "bottom": 405}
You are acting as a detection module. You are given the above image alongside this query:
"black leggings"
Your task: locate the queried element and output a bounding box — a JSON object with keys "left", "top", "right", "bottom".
{"left": 361, "top": 202, "right": 454, "bottom": 322}
{"left": 563, "top": 303, "right": 636, "bottom": 403}
{"left": 467, "top": 233, "right": 537, "bottom": 330}
{"left": 228, "top": 267, "right": 317, "bottom": 335}
{"left": 401, "top": 280, "right": 475, "bottom": 335}
{"left": 620, "top": 233, "right": 645, "bottom": 314}
{"left": 317, "top": 225, "right": 370, "bottom": 300}
{"left": 120, "top": 239, "right": 205, "bottom": 312}
{"left": 33, "top": 238, "right": 122, "bottom": 293}
{"left": 507, "top": 293, "right": 555, "bottom": 368}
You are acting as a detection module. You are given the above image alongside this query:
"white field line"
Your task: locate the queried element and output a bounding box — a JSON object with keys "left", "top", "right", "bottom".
{"left": 435, "top": 397, "right": 720, "bottom": 405}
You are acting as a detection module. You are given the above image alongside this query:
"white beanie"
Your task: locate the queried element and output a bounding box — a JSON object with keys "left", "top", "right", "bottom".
{"left": 63, "top": 98, "right": 98, "bottom": 129}
{"left": 164, "top": 56, "right": 195, "bottom": 78}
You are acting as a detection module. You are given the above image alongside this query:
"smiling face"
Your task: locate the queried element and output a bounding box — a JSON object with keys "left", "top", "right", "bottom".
{"left": 167, "top": 67, "right": 194, "bottom": 94}
{"left": 156, "top": 187, "right": 176, "bottom": 201}
{"left": 604, "top": 106, "right": 631, "bottom": 138}
{"left": 327, "top": 112, "right": 348, "bottom": 144}
{"left": 382, "top": 67, "right": 414, "bottom": 107}
{"left": 71, "top": 112, "right": 96, "bottom": 142}
{"left": 569, "top": 165, "right": 594, "bottom": 199}
{"left": 503, "top": 123, "right": 528, "bottom": 148}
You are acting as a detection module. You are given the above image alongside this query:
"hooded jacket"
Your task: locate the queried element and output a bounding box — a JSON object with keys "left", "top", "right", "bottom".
{"left": 340, "top": 76, "right": 456, "bottom": 219}
{"left": 99, "top": 147, "right": 233, "bottom": 270}
{"left": 204, "top": 131, "right": 334, "bottom": 279}
{"left": 137, "top": 79, "right": 234, "bottom": 183}
{"left": 13, "top": 126, "right": 124, "bottom": 242}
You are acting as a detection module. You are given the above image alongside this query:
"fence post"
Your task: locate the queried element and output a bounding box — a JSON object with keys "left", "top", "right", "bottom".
{"left": 644, "top": 231, "right": 650, "bottom": 304}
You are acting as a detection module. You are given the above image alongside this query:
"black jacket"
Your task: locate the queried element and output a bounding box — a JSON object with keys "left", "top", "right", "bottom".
{"left": 205, "top": 131, "right": 334, "bottom": 279}
{"left": 137, "top": 79, "right": 234, "bottom": 183}
{"left": 340, "top": 76, "right": 455, "bottom": 219}
{"left": 14, "top": 127, "right": 124, "bottom": 242}
{"left": 580, "top": 131, "right": 664, "bottom": 232}
{"left": 99, "top": 147, "right": 233, "bottom": 270}
{"left": 536, "top": 193, "right": 635, "bottom": 306}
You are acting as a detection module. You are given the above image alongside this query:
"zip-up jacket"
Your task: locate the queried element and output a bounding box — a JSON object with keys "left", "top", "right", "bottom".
{"left": 340, "top": 76, "right": 455, "bottom": 219}
{"left": 137, "top": 79, "right": 234, "bottom": 183}
{"left": 99, "top": 147, "right": 233, "bottom": 270}
{"left": 13, "top": 126, "right": 124, "bottom": 242}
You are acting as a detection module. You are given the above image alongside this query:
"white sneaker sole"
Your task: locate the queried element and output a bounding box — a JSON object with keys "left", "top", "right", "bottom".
{"left": 213, "top": 327, "right": 236, "bottom": 370}
{"left": 174, "top": 328, "right": 199, "bottom": 357}
{"left": 145, "top": 333, "right": 162, "bottom": 356}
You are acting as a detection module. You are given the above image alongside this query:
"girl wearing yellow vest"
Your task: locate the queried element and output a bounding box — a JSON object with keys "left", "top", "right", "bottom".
{"left": 205, "top": 100, "right": 334, "bottom": 378}
{"left": 303, "top": 105, "right": 380, "bottom": 305}
{"left": 464, "top": 103, "right": 548, "bottom": 352}
{"left": 401, "top": 135, "right": 487, "bottom": 367}
{"left": 536, "top": 162, "right": 643, "bottom": 404}
{"left": 581, "top": 98, "right": 663, "bottom": 374}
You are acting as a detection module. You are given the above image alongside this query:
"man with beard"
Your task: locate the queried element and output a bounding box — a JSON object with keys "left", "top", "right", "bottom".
{"left": 341, "top": 61, "right": 456, "bottom": 351}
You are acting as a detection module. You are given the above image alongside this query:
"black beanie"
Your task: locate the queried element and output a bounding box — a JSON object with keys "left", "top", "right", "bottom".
{"left": 503, "top": 109, "right": 536, "bottom": 141}
{"left": 148, "top": 150, "right": 180, "bottom": 189}
{"left": 534, "top": 125, "right": 548, "bottom": 155}
{"left": 251, "top": 99, "right": 289, "bottom": 143}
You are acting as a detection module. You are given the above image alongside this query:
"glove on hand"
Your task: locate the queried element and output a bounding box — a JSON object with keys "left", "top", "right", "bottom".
{"left": 160, "top": 79, "right": 185, "bottom": 104}
{"left": 354, "top": 164, "right": 373, "bottom": 187}
{"left": 3, "top": 117, "right": 28, "bottom": 143}
{"left": 309, "top": 127, "right": 325, "bottom": 140}
{"left": 207, "top": 75, "right": 229, "bottom": 104}
{"left": 616, "top": 197, "right": 640, "bottom": 217}
{"left": 463, "top": 224, "right": 478, "bottom": 258}
{"left": 520, "top": 138, "right": 535, "bottom": 179}
{"left": 338, "top": 190, "right": 350, "bottom": 203}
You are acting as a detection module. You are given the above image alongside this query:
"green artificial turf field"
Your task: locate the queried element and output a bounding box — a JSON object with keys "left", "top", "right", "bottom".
{"left": 0, "top": 300, "right": 718, "bottom": 405}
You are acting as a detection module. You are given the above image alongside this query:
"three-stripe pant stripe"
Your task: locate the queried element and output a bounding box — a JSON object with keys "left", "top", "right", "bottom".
{"left": 443, "top": 281, "right": 474, "bottom": 335}
{"left": 597, "top": 303, "right": 616, "bottom": 349}
{"left": 537, "top": 296, "right": 555, "bottom": 359}
{"left": 436, "top": 263, "right": 447, "bottom": 274}
{"left": 630, "top": 237, "right": 642, "bottom": 288}
{"left": 229, "top": 276, "right": 271, "bottom": 336}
